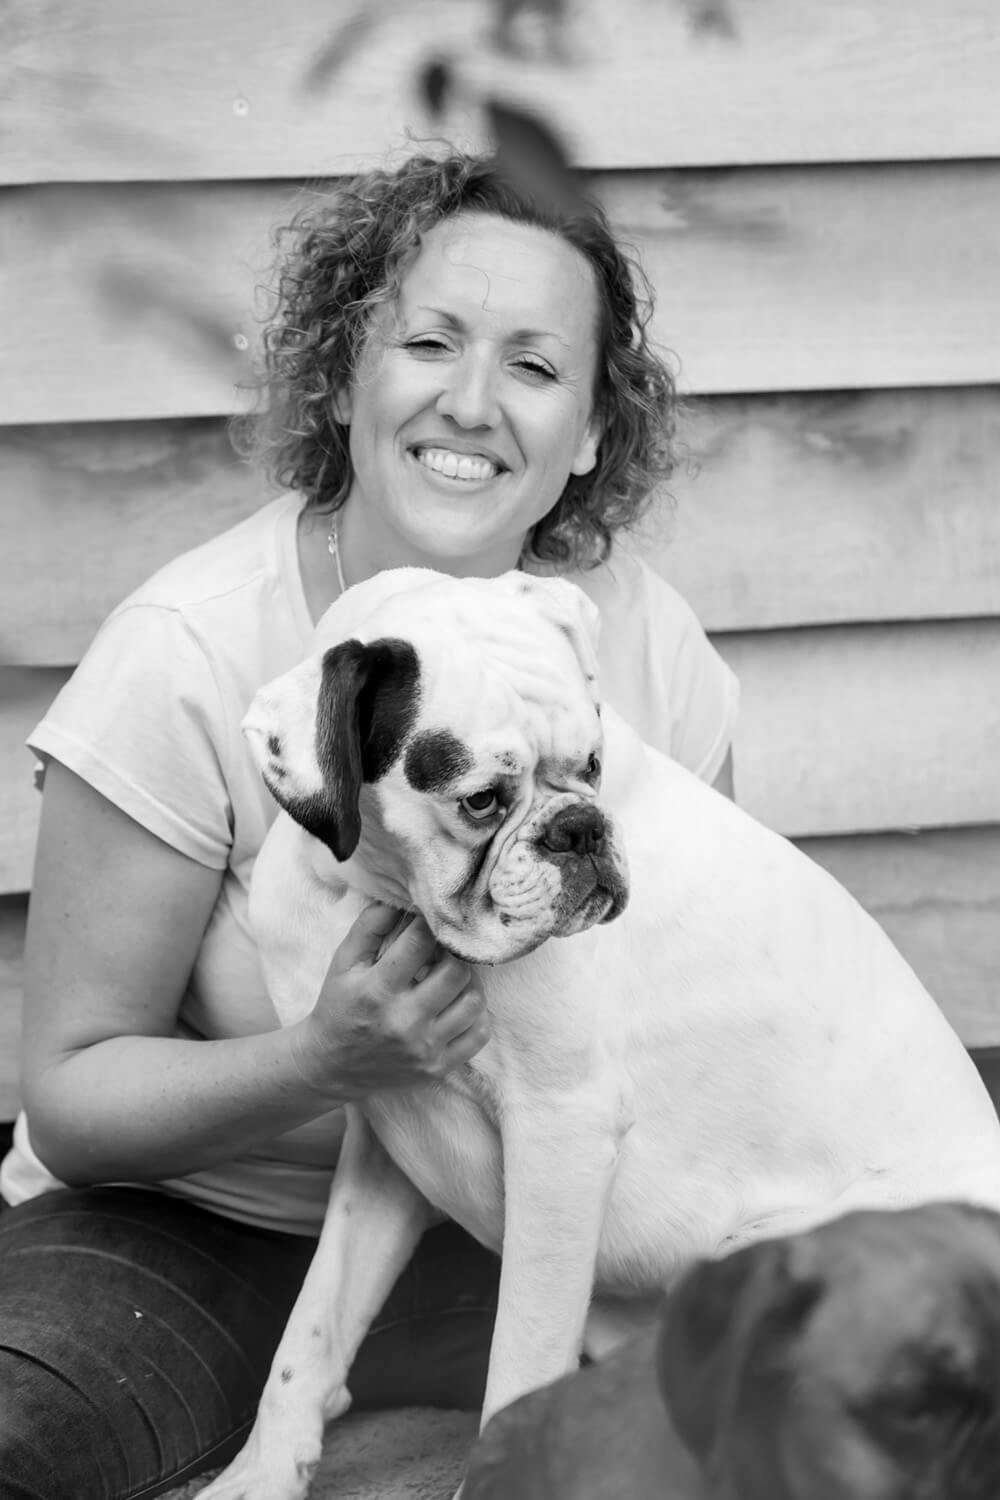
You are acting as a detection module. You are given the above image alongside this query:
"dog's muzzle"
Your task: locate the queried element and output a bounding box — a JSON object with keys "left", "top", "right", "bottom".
{"left": 536, "top": 803, "right": 629, "bottom": 928}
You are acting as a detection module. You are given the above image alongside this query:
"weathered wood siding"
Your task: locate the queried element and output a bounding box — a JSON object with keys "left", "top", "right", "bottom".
{"left": 2, "top": 0, "right": 998, "bottom": 1116}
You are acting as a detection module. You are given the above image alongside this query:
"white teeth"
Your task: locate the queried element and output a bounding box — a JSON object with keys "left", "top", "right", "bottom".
{"left": 414, "top": 447, "right": 499, "bottom": 481}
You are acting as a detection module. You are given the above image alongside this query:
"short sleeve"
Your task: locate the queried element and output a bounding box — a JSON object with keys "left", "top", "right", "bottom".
{"left": 573, "top": 550, "right": 739, "bottom": 784}
{"left": 660, "top": 591, "right": 740, "bottom": 783}
{"left": 28, "top": 603, "right": 235, "bottom": 868}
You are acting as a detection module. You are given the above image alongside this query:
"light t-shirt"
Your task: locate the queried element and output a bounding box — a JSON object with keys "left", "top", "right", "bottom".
{"left": 1, "top": 493, "right": 738, "bottom": 1233}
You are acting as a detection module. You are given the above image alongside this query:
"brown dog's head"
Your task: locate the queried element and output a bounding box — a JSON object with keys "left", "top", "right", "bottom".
{"left": 660, "top": 1203, "right": 1000, "bottom": 1500}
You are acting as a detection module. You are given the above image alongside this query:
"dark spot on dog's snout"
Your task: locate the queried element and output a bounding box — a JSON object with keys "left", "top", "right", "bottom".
{"left": 267, "top": 733, "right": 282, "bottom": 758}
{"left": 405, "top": 728, "right": 473, "bottom": 793}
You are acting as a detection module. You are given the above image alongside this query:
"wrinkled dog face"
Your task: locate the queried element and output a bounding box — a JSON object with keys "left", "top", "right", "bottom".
{"left": 243, "top": 568, "right": 629, "bottom": 964}
{"left": 660, "top": 1202, "right": 1000, "bottom": 1500}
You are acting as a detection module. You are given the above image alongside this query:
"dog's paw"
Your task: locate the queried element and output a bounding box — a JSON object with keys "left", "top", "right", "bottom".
{"left": 197, "top": 1377, "right": 352, "bottom": 1500}
{"left": 196, "top": 1423, "right": 328, "bottom": 1500}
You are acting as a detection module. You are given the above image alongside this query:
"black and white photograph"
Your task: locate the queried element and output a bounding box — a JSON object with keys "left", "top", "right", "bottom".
{"left": 1, "top": 3, "right": 999, "bottom": 1495}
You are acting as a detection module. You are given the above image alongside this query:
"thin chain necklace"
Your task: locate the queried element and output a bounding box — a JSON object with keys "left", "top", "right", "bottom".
{"left": 327, "top": 515, "right": 528, "bottom": 591}
{"left": 326, "top": 517, "right": 347, "bottom": 595}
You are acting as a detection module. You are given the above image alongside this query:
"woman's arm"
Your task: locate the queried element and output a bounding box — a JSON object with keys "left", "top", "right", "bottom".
{"left": 21, "top": 763, "right": 487, "bottom": 1186}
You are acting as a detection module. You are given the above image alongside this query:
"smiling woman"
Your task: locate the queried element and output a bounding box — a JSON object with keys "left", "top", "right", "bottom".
{"left": 0, "top": 149, "right": 738, "bottom": 1497}
{"left": 329, "top": 215, "right": 602, "bottom": 578}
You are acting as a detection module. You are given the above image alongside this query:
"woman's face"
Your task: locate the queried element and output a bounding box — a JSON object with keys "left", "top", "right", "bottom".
{"left": 334, "top": 212, "right": 602, "bottom": 573}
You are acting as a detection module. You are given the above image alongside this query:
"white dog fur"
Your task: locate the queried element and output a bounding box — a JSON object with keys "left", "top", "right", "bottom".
{"left": 199, "top": 567, "right": 1000, "bottom": 1500}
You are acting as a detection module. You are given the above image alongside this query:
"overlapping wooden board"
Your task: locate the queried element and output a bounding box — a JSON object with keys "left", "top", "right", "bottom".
{"left": 3, "top": 619, "right": 999, "bottom": 892}
{"left": 5, "top": 162, "right": 1000, "bottom": 423}
{"left": 719, "top": 621, "right": 1000, "bottom": 837}
{"left": 0, "top": 668, "right": 60, "bottom": 895}
{"left": 3, "top": 0, "right": 999, "bottom": 183}
{"left": 3, "top": 389, "right": 1000, "bottom": 663}
{"left": 0, "top": 420, "right": 273, "bottom": 665}
{"left": 0, "top": 897, "right": 25, "bottom": 1115}
{"left": 804, "top": 828, "right": 1000, "bottom": 1050}
{"left": 657, "top": 387, "right": 1000, "bottom": 630}
{"left": 4, "top": 823, "right": 998, "bottom": 1118}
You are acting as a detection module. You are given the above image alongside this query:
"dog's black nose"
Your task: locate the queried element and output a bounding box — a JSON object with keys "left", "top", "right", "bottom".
{"left": 541, "top": 804, "right": 607, "bottom": 857}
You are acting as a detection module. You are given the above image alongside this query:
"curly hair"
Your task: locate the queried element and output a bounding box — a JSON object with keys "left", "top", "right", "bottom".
{"left": 235, "top": 151, "right": 679, "bottom": 570}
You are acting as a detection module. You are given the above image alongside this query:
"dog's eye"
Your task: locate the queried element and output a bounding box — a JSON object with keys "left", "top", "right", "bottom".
{"left": 460, "top": 790, "right": 500, "bottom": 821}
{"left": 585, "top": 753, "right": 601, "bottom": 782}
{"left": 864, "top": 1367, "right": 992, "bottom": 1435}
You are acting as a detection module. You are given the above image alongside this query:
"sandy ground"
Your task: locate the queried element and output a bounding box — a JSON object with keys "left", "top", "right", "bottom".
{"left": 162, "top": 1408, "right": 477, "bottom": 1500}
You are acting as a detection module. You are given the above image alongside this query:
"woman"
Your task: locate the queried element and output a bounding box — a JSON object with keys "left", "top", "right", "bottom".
{"left": 0, "top": 151, "right": 738, "bottom": 1496}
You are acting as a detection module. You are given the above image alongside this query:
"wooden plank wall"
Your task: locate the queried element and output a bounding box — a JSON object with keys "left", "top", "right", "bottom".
{"left": 2, "top": 0, "right": 998, "bottom": 1118}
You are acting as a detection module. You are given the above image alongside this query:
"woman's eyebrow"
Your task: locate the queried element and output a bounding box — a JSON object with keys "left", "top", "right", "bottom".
{"left": 412, "top": 305, "right": 464, "bottom": 327}
{"left": 411, "top": 305, "right": 570, "bottom": 347}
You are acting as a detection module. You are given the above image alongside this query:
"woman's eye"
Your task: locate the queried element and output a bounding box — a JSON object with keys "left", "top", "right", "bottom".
{"left": 514, "top": 357, "right": 556, "bottom": 380}
{"left": 406, "top": 337, "right": 452, "bottom": 355}
{"left": 460, "top": 790, "right": 501, "bottom": 820}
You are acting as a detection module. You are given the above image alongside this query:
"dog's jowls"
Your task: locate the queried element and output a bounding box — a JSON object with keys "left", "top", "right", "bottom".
{"left": 199, "top": 568, "right": 1000, "bottom": 1500}
{"left": 464, "top": 1202, "right": 1000, "bottom": 1500}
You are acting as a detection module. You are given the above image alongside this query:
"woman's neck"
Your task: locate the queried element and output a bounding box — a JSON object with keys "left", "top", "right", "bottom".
{"left": 336, "top": 499, "right": 525, "bottom": 585}
{"left": 296, "top": 499, "right": 526, "bottom": 626}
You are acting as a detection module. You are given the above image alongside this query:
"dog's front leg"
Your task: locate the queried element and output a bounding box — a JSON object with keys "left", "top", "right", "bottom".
{"left": 480, "top": 1089, "right": 626, "bottom": 1427}
{"left": 198, "top": 1105, "right": 436, "bottom": 1500}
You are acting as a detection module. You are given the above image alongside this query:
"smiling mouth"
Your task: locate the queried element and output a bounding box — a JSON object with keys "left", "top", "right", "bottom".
{"left": 411, "top": 446, "right": 504, "bottom": 482}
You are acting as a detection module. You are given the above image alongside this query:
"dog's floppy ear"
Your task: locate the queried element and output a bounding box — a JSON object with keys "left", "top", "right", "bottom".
{"left": 243, "top": 636, "right": 420, "bottom": 861}
{"left": 659, "top": 1235, "right": 823, "bottom": 1478}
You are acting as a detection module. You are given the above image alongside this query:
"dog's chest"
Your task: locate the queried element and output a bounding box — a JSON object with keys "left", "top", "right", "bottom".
{"left": 363, "top": 1061, "right": 507, "bottom": 1251}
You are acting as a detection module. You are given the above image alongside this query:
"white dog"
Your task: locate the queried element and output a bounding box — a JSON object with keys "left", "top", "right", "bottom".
{"left": 200, "top": 567, "right": 1000, "bottom": 1500}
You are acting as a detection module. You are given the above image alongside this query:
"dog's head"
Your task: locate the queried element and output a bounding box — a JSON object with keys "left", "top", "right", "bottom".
{"left": 243, "top": 568, "right": 629, "bottom": 963}
{"left": 660, "top": 1202, "right": 1000, "bottom": 1500}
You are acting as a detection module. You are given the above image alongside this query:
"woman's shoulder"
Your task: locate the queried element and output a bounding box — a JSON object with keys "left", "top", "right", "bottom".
{"left": 29, "top": 494, "right": 308, "bottom": 868}
{"left": 566, "top": 545, "right": 705, "bottom": 648}
{"left": 118, "top": 492, "right": 303, "bottom": 620}
{"left": 560, "top": 544, "right": 739, "bottom": 781}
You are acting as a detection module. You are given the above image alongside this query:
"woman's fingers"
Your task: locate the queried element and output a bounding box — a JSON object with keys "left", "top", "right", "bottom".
{"left": 331, "top": 901, "right": 409, "bottom": 972}
{"left": 318, "top": 900, "right": 491, "bottom": 1085}
{"left": 430, "top": 978, "right": 488, "bottom": 1044}
{"left": 436, "top": 994, "right": 491, "bottom": 1067}
{"left": 332, "top": 903, "right": 441, "bottom": 981}
{"left": 383, "top": 927, "right": 446, "bottom": 990}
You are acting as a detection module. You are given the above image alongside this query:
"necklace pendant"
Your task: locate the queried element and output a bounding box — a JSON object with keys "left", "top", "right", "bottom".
{"left": 326, "top": 519, "right": 348, "bottom": 595}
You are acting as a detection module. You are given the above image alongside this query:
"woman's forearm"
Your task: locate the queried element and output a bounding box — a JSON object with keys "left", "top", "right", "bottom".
{"left": 22, "top": 1022, "right": 355, "bottom": 1186}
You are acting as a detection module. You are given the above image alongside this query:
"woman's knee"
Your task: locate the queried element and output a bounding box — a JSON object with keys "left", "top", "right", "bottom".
{"left": 0, "top": 1345, "right": 119, "bottom": 1499}
{"left": 0, "top": 1188, "right": 297, "bottom": 1496}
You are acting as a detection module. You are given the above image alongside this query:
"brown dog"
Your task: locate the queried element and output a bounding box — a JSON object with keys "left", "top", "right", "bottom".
{"left": 464, "top": 1202, "right": 1000, "bottom": 1499}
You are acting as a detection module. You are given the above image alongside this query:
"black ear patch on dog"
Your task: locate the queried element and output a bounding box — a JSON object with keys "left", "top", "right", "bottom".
{"left": 404, "top": 729, "right": 472, "bottom": 793}
{"left": 283, "top": 637, "right": 420, "bottom": 861}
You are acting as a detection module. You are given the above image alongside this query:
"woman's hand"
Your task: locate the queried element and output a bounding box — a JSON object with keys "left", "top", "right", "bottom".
{"left": 292, "top": 902, "right": 490, "bottom": 1099}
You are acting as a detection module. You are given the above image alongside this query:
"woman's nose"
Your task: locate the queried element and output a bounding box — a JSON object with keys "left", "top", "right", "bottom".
{"left": 435, "top": 351, "right": 501, "bottom": 429}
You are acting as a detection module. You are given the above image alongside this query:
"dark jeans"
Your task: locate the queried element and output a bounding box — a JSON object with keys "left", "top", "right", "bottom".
{"left": 0, "top": 1186, "right": 500, "bottom": 1500}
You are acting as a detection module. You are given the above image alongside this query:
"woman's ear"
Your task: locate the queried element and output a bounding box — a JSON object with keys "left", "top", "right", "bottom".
{"left": 331, "top": 386, "right": 353, "bottom": 423}
{"left": 570, "top": 415, "right": 602, "bottom": 476}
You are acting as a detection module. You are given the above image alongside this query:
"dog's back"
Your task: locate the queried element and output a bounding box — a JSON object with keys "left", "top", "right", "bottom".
{"left": 369, "top": 703, "right": 1000, "bottom": 1288}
